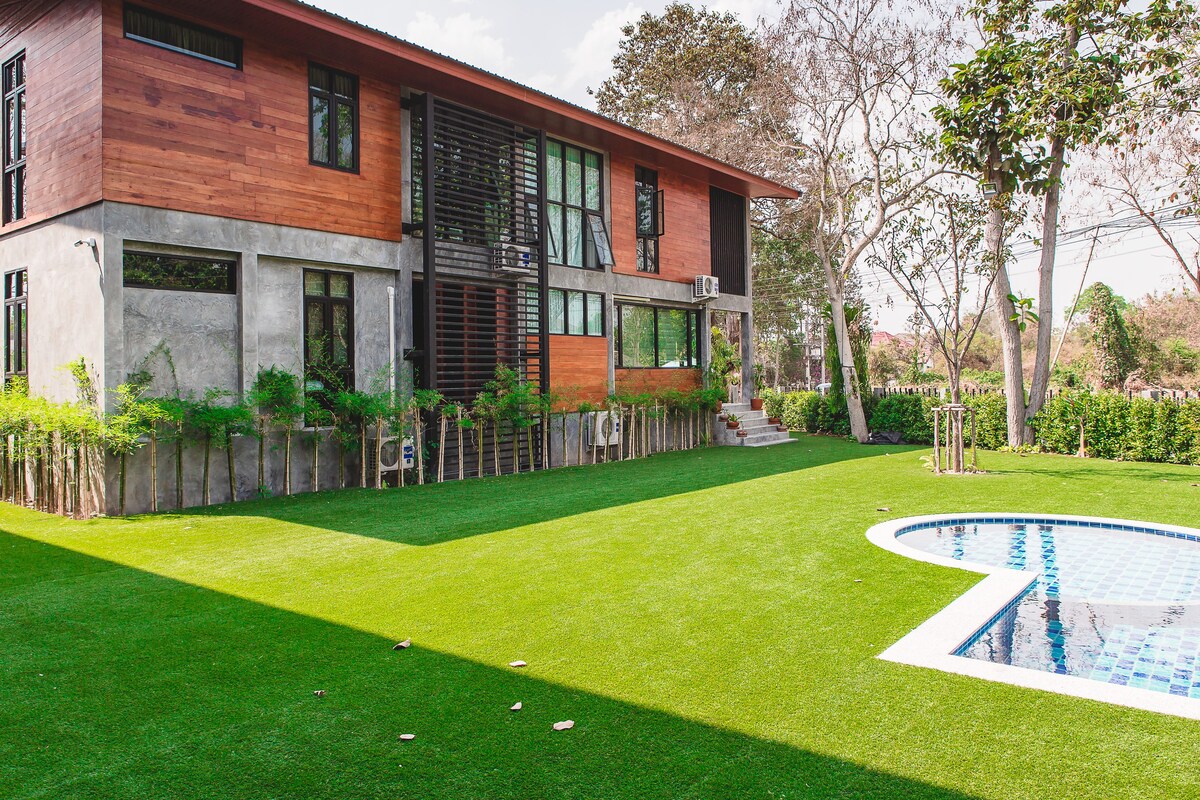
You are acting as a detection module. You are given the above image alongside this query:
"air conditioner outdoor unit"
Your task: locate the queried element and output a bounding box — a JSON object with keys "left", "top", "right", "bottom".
{"left": 693, "top": 274, "right": 719, "bottom": 300}
{"left": 491, "top": 243, "right": 532, "bottom": 272}
{"left": 587, "top": 411, "right": 622, "bottom": 447}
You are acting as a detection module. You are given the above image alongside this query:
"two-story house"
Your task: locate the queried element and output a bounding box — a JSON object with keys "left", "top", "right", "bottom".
{"left": 0, "top": 0, "right": 797, "bottom": 510}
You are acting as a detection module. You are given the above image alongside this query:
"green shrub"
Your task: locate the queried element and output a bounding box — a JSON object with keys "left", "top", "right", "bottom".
{"left": 869, "top": 394, "right": 935, "bottom": 444}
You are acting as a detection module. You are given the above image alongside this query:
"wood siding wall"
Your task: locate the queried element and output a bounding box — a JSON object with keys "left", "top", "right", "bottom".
{"left": 615, "top": 368, "right": 701, "bottom": 396}
{"left": 101, "top": 0, "right": 403, "bottom": 241}
{"left": 609, "top": 153, "right": 711, "bottom": 284}
{"left": 549, "top": 334, "right": 609, "bottom": 404}
{"left": 0, "top": 0, "right": 104, "bottom": 235}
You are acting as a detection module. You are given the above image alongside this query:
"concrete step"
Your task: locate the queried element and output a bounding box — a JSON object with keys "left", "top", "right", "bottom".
{"left": 744, "top": 434, "right": 797, "bottom": 447}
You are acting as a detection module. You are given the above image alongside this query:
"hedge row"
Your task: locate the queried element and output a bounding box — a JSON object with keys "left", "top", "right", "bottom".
{"left": 761, "top": 389, "right": 1200, "bottom": 465}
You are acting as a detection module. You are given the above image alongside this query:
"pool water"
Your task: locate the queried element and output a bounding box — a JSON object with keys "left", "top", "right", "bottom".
{"left": 898, "top": 519, "right": 1200, "bottom": 699}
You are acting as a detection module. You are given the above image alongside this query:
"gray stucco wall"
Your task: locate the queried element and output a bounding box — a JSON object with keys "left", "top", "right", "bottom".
{"left": 123, "top": 288, "right": 240, "bottom": 397}
{"left": 0, "top": 205, "right": 106, "bottom": 401}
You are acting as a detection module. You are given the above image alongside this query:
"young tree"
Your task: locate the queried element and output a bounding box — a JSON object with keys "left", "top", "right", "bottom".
{"left": 1087, "top": 282, "right": 1137, "bottom": 388}
{"left": 760, "top": 0, "right": 957, "bottom": 441}
{"left": 871, "top": 191, "right": 1000, "bottom": 402}
{"left": 936, "top": 0, "right": 1194, "bottom": 445}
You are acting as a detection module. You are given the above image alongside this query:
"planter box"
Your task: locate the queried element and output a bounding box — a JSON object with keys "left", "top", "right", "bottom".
{"left": 736, "top": 430, "right": 748, "bottom": 438}
{"left": 768, "top": 417, "right": 781, "bottom": 425}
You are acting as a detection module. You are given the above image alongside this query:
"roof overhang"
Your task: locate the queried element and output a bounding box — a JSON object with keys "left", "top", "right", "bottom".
{"left": 162, "top": 0, "right": 800, "bottom": 200}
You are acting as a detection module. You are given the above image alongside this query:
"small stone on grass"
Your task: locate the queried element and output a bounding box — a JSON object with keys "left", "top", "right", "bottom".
{"left": 510, "top": 702, "right": 522, "bottom": 711}
{"left": 399, "top": 734, "right": 415, "bottom": 741}
{"left": 313, "top": 690, "right": 326, "bottom": 698}
{"left": 509, "top": 660, "right": 527, "bottom": 668}
{"left": 393, "top": 639, "right": 412, "bottom": 650}
{"left": 877, "top": 507, "right": 891, "bottom": 512}
{"left": 552, "top": 720, "right": 574, "bottom": 731}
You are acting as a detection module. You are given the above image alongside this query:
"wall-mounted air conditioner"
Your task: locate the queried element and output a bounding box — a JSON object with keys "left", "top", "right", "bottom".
{"left": 693, "top": 274, "right": 719, "bottom": 300}
{"left": 491, "top": 243, "right": 532, "bottom": 272}
{"left": 587, "top": 411, "right": 622, "bottom": 446}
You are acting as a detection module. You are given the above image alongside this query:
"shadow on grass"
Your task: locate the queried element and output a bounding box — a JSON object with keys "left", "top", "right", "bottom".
{"left": 985, "top": 456, "right": 1200, "bottom": 484}
{"left": 0, "top": 531, "right": 974, "bottom": 800}
{"left": 174, "top": 435, "right": 918, "bottom": 547}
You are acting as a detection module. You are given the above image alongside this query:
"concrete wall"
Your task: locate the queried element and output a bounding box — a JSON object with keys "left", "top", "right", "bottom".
{"left": 0, "top": 204, "right": 106, "bottom": 401}
{"left": 123, "top": 287, "right": 240, "bottom": 398}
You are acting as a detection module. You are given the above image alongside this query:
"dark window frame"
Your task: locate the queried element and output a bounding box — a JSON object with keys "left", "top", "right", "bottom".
{"left": 123, "top": 4, "right": 243, "bottom": 70}
{"left": 548, "top": 288, "right": 604, "bottom": 337}
{"left": 3, "top": 51, "right": 26, "bottom": 225}
{"left": 635, "top": 166, "right": 664, "bottom": 274}
{"left": 4, "top": 268, "right": 26, "bottom": 380}
{"left": 546, "top": 139, "right": 607, "bottom": 270}
{"left": 122, "top": 250, "right": 238, "bottom": 294}
{"left": 303, "top": 268, "right": 355, "bottom": 394}
{"left": 308, "top": 62, "right": 359, "bottom": 173}
{"left": 614, "top": 302, "right": 700, "bottom": 369}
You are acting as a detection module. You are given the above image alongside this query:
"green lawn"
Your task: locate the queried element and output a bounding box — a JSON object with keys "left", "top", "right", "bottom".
{"left": 2, "top": 436, "right": 1198, "bottom": 799}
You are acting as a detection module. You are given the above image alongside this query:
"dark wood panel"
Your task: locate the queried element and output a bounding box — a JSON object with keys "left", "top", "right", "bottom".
{"left": 549, "top": 334, "right": 609, "bottom": 405}
{"left": 611, "top": 153, "right": 711, "bottom": 285}
{"left": 101, "top": 0, "right": 403, "bottom": 241}
{"left": 0, "top": 0, "right": 104, "bottom": 236}
{"left": 615, "top": 368, "right": 701, "bottom": 396}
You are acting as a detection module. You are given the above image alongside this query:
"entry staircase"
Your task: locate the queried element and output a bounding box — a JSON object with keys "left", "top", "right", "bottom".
{"left": 714, "top": 402, "right": 796, "bottom": 448}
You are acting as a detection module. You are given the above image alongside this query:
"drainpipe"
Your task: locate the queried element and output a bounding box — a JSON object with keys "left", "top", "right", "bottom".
{"left": 387, "top": 285, "right": 397, "bottom": 398}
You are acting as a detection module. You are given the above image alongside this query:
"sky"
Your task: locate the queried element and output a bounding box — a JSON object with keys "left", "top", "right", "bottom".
{"left": 308, "top": 0, "right": 1192, "bottom": 333}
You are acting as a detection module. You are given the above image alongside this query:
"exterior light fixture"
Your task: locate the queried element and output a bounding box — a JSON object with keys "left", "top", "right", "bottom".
{"left": 979, "top": 181, "right": 999, "bottom": 198}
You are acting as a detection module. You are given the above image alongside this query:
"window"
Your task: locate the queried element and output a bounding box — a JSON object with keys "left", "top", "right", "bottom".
{"left": 615, "top": 303, "right": 700, "bottom": 369}
{"left": 123, "top": 251, "right": 237, "bottom": 293}
{"left": 635, "top": 167, "right": 664, "bottom": 273}
{"left": 547, "top": 289, "right": 603, "bottom": 336}
{"left": 309, "top": 63, "right": 358, "bottom": 172}
{"left": 546, "top": 140, "right": 611, "bottom": 269}
{"left": 304, "top": 269, "right": 354, "bottom": 393}
{"left": 123, "top": 5, "right": 242, "bottom": 69}
{"left": 4, "top": 269, "right": 26, "bottom": 379}
{"left": 3, "top": 52, "right": 26, "bottom": 225}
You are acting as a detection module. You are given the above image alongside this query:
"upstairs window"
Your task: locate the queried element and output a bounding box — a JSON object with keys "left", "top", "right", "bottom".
{"left": 309, "top": 63, "right": 358, "bottom": 172}
{"left": 124, "top": 5, "right": 242, "bottom": 69}
{"left": 304, "top": 269, "right": 355, "bottom": 394}
{"left": 546, "top": 140, "right": 612, "bottom": 269}
{"left": 547, "top": 289, "right": 604, "bottom": 336}
{"left": 635, "top": 167, "right": 664, "bottom": 273}
{"left": 123, "top": 251, "right": 237, "bottom": 293}
{"left": 4, "top": 268, "right": 26, "bottom": 379}
{"left": 615, "top": 303, "right": 700, "bottom": 369}
{"left": 3, "top": 52, "right": 26, "bottom": 225}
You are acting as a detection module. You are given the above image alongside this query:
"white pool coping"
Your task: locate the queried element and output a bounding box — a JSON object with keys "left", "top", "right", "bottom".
{"left": 867, "top": 513, "right": 1200, "bottom": 720}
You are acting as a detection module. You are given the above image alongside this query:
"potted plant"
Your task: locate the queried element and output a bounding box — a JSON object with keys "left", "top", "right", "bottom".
{"left": 737, "top": 429, "right": 748, "bottom": 437}
{"left": 750, "top": 364, "right": 766, "bottom": 410}
{"left": 725, "top": 413, "right": 740, "bottom": 430}
{"left": 768, "top": 416, "right": 781, "bottom": 426}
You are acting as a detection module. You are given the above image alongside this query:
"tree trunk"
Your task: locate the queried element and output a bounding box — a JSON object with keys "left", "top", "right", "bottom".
{"left": 311, "top": 429, "right": 320, "bottom": 493}
{"left": 175, "top": 426, "right": 184, "bottom": 509}
{"left": 284, "top": 428, "right": 293, "bottom": 496}
{"left": 149, "top": 428, "right": 158, "bottom": 513}
{"left": 376, "top": 416, "right": 386, "bottom": 489}
{"left": 438, "top": 415, "right": 447, "bottom": 482}
{"left": 360, "top": 423, "right": 368, "bottom": 488}
{"left": 257, "top": 420, "right": 266, "bottom": 494}
{"left": 456, "top": 409, "right": 464, "bottom": 482}
{"left": 827, "top": 285, "right": 869, "bottom": 442}
{"left": 202, "top": 440, "right": 211, "bottom": 506}
{"left": 1026, "top": 136, "right": 1067, "bottom": 427}
{"left": 118, "top": 452, "right": 127, "bottom": 516}
{"left": 227, "top": 438, "right": 237, "bottom": 503}
{"left": 415, "top": 414, "right": 424, "bottom": 485}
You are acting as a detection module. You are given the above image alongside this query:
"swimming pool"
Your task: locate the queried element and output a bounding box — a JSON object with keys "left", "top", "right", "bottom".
{"left": 867, "top": 514, "right": 1200, "bottom": 718}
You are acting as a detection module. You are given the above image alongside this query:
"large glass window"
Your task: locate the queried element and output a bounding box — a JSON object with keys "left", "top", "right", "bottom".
{"left": 635, "top": 166, "right": 663, "bottom": 273}
{"left": 304, "top": 269, "right": 354, "bottom": 393}
{"left": 309, "top": 63, "right": 358, "bottom": 172}
{"left": 615, "top": 303, "right": 700, "bottom": 369}
{"left": 123, "top": 251, "right": 237, "bottom": 293}
{"left": 4, "top": 269, "right": 26, "bottom": 380}
{"left": 547, "top": 289, "right": 603, "bottom": 336}
{"left": 3, "top": 52, "right": 25, "bottom": 225}
{"left": 124, "top": 5, "right": 242, "bottom": 69}
{"left": 546, "top": 140, "right": 612, "bottom": 269}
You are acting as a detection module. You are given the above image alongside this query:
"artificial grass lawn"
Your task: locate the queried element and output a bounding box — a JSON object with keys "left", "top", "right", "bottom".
{"left": 2, "top": 436, "right": 1198, "bottom": 799}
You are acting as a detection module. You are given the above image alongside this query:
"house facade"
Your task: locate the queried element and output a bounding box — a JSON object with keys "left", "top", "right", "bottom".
{"left": 0, "top": 0, "right": 796, "bottom": 510}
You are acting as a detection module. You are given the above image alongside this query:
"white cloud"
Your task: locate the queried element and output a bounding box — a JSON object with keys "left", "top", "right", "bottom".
{"left": 404, "top": 11, "right": 513, "bottom": 75}
{"left": 525, "top": 4, "right": 643, "bottom": 106}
